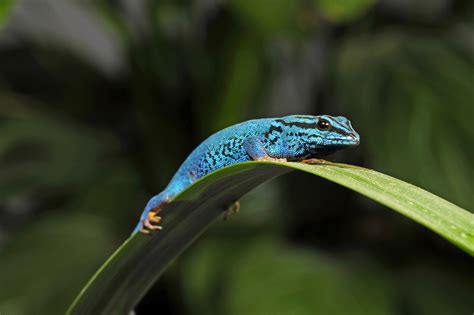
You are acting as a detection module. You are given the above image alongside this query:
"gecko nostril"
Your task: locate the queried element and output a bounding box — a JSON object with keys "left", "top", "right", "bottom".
{"left": 350, "top": 134, "right": 360, "bottom": 145}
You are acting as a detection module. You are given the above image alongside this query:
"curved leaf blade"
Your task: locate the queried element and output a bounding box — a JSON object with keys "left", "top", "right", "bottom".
{"left": 67, "top": 161, "right": 474, "bottom": 314}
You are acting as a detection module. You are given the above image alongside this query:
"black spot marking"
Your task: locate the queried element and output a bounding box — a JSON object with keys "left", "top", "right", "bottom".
{"left": 264, "top": 124, "right": 283, "bottom": 145}
{"left": 264, "top": 125, "right": 283, "bottom": 137}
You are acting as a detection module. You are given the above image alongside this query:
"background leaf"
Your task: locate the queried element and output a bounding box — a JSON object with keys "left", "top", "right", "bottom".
{"left": 315, "top": 0, "right": 377, "bottom": 22}
{"left": 0, "top": 213, "right": 115, "bottom": 314}
{"left": 0, "top": 0, "right": 14, "bottom": 28}
{"left": 185, "top": 238, "right": 395, "bottom": 315}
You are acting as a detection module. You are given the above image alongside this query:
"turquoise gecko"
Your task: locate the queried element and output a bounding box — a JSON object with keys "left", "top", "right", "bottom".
{"left": 134, "top": 115, "right": 360, "bottom": 234}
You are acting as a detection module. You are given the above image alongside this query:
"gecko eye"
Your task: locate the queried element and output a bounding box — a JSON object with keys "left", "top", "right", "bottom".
{"left": 317, "top": 119, "right": 331, "bottom": 131}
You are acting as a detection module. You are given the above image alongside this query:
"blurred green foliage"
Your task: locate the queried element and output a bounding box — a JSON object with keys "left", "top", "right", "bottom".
{"left": 184, "top": 238, "right": 396, "bottom": 315}
{"left": 0, "top": 0, "right": 472, "bottom": 314}
{"left": 0, "top": 213, "right": 115, "bottom": 314}
{"left": 316, "top": 0, "right": 377, "bottom": 22}
{"left": 0, "top": 0, "right": 15, "bottom": 28}
{"left": 336, "top": 32, "right": 474, "bottom": 208}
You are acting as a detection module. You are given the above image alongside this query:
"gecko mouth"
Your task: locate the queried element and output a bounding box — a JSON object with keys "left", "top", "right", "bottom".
{"left": 344, "top": 134, "right": 360, "bottom": 146}
{"left": 328, "top": 134, "right": 360, "bottom": 146}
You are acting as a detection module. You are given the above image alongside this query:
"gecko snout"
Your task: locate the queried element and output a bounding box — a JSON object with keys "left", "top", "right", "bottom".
{"left": 348, "top": 132, "right": 360, "bottom": 146}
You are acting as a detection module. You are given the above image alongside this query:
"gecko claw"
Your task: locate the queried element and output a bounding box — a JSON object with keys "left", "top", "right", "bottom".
{"left": 139, "top": 225, "right": 151, "bottom": 235}
{"left": 144, "top": 219, "right": 162, "bottom": 231}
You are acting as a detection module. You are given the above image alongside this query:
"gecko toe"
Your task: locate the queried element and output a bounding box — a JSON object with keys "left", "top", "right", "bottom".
{"left": 149, "top": 215, "right": 162, "bottom": 224}
{"left": 224, "top": 201, "right": 240, "bottom": 220}
{"left": 144, "top": 219, "right": 162, "bottom": 230}
{"left": 139, "top": 219, "right": 152, "bottom": 235}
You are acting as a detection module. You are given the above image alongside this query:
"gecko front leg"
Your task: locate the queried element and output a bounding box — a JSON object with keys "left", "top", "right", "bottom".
{"left": 243, "top": 136, "right": 287, "bottom": 162}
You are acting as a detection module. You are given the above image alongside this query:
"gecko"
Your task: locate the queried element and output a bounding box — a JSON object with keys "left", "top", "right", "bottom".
{"left": 133, "top": 114, "right": 360, "bottom": 234}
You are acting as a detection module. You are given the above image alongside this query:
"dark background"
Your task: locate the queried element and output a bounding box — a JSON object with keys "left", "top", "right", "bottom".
{"left": 0, "top": 0, "right": 473, "bottom": 314}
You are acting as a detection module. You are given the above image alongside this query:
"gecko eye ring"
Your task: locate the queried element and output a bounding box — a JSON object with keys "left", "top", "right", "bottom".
{"left": 317, "top": 119, "right": 331, "bottom": 131}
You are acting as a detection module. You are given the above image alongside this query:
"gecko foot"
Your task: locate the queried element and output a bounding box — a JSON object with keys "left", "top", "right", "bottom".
{"left": 224, "top": 201, "right": 240, "bottom": 220}
{"left": 300, "top": 158, "right": 328, "bottom": 164}
{"left": 256, "top": 156, "right": 287, "bottom": 163}
{"left": 139, "top": 211, "right": 162, "bottom": 235}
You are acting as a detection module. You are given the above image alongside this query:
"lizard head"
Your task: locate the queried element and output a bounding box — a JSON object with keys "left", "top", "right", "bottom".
{"left": 315, "top": 115, "right": 360, "bottom": 146}
{"left": 280, "top": 114, "right": 360, "bottom": 158}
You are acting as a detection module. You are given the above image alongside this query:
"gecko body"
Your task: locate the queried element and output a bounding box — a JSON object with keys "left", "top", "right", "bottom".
{"left": 134, "top": 115, "right": 360, "bottom": 234}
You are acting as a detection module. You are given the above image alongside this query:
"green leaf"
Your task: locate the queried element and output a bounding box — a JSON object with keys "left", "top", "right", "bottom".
{"left": 67, "top": 161, "right": 474, "bottom": 314}
{"left": 0, "top": 0, "right": 14, "bottom": 28}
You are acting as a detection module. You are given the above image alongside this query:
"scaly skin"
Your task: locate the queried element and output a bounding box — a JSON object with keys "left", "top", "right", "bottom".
{"left": 134, "top": 115, "right": 360, "bottom": 234}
